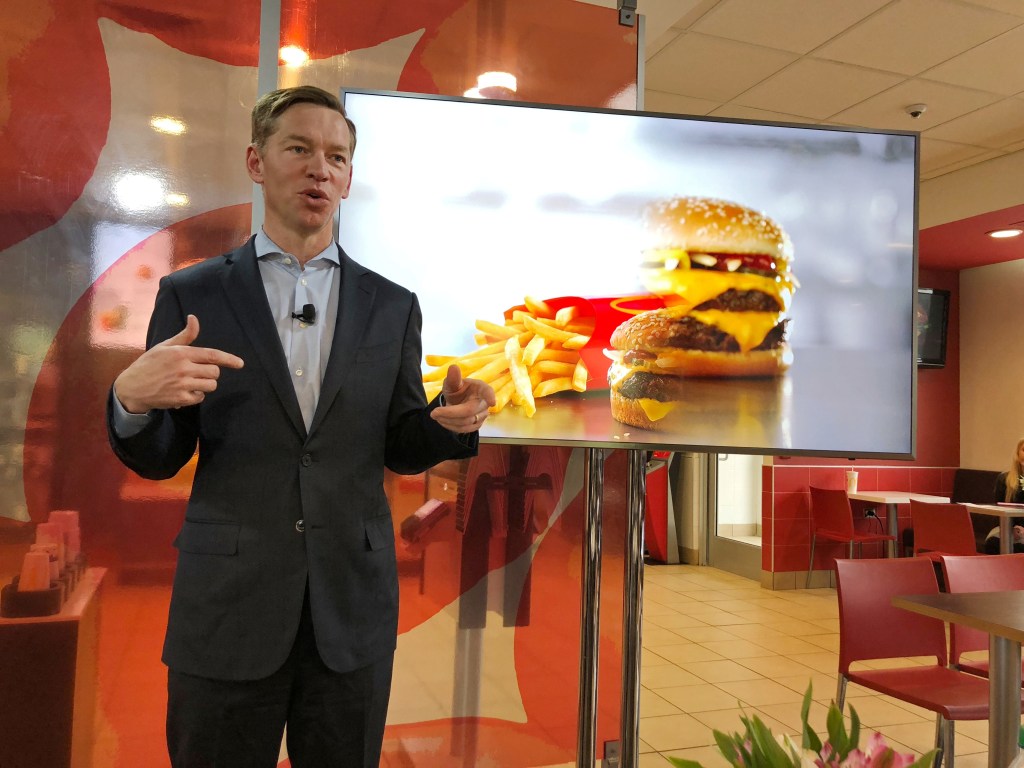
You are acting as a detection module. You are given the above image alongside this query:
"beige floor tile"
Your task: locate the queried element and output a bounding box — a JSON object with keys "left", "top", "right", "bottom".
{"left": 646, "top": 611, "right": 713, "bottom": 630}
{"left": 639, "top": 712, "right": 719, "bottom": 752}
{"left": 689, "top": 705, "right": 792, "bottom": 737}
{"left": 651, "top": 643, "right": 725, "bottom": 665}
{"left": 785, "top": 651, "right": 840, "bottom": 674}
{"left": 641, "top": 687, "right": 685, "bottom": 718}
{"left": 678, "top": 659, "right": 764, "bottom": 684}
{"left": 753, "top": 699, "right": 833, "bottom": 734}
{"left": 668, "top": 625, "right": 743, "bottom": 644}
{"left": 696, "top": 639, "right": 775, "bottom": 659}
{"left": 655, "top": 683, "right": 746, "bottom": 714}
{"left": 693, "top": 611, "right": 757, "bottom": 627}
{"left": 643, "top": 626, "right": 696, "bottom": 648}
{"left": 801, "top": 633, "right": 841, "bottom": 652}
{"left": 639, "top": 564, "right": 990, "bottom": 765}
{"left": 751, "top": 635, "right": 833, "bottom": 655}
{"left": 735, "top": 655, "right": 819, "bottom": 679}
{"left": 639, "top": 738, "right": 655, "bottom": 753}
{"left": 845, "top": 695, "right": 930, "bottom": 727}
{"left": 641, "top": 664, "right": 705, "bottom": 689}
{"left": 638, "top": 753, "right": 675, "bottom": 767}
{"left": 716, "top": 678, "right": 805, "bottom": 707}
{"left": 773, "top": 672, "right": 844, "bottom": 701}
{"left": 762, "top": 617, "right": 836, "bottom": 636}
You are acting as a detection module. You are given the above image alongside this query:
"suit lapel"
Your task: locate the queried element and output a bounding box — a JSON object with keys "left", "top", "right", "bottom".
{"left": 221, "top": 239, "right": 307, "bottom": 439}
{"left": 308, "top": 246, "right": 375, "bottom": 436}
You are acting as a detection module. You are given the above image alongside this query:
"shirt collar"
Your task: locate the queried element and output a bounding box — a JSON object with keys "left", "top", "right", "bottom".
{"left": 254, "top": 229, "right": 340, "bottom": 266}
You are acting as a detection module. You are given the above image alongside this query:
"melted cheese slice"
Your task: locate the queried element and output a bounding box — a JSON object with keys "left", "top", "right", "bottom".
{"left": 638, "top": 398, "right": 677, "bottom": 422}
{"left": 687, "top": 310, "right": 780, "bottom": 354}
{"left": 640, "top": 266, "right": 794, "bottom": 312}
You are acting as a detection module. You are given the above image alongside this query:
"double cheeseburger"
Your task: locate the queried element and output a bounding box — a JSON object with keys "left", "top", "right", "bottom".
{"left": 608, "top": 196, "right": 796, "bottom": 429}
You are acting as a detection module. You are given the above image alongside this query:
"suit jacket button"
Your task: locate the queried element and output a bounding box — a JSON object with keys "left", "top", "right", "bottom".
{"left": 295, "top": 519, "right": 304, "bottom": 533}
{"left": 301, "top": 453, "right": 313, "bottom": 467}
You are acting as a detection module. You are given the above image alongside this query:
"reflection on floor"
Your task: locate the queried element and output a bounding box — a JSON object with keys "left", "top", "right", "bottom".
{"left": 621, "top": 563, "right": 988, "bottom": 768}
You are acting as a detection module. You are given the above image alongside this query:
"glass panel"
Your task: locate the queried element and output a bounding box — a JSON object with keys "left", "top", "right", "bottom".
{"left": 716, "top": 454, "right": 763, "bottom": 547}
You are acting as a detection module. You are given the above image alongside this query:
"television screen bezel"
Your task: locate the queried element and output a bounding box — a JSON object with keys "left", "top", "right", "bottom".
{"left": 338, "top": 87, "right": 921, "bottom": 460}
{"left": 917, "top": 288, "right": 950, "bottom": 369}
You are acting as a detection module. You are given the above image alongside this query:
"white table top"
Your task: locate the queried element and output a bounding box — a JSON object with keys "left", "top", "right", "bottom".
{"left": 964, "top": 502, "right": 1024, "bottom": 519}
{"left": 848, "top": 491, "right": 950, "bottom": 505}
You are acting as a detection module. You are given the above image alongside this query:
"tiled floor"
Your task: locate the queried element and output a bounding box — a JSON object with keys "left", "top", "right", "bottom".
{"left": 630, "top": 563, "right": 992, "bottom": 768}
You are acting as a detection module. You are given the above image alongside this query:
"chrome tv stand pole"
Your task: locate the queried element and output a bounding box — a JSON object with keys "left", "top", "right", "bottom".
{"left": 577, "top": 448, "right": 605, "bottom": 768}
{"left": 620, "top": 449, "right": 647, "bottom": 768}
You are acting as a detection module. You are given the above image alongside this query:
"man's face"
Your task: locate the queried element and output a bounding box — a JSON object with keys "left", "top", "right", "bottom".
{"left": 246, "top": 102, "right": 353, "bottom": 243}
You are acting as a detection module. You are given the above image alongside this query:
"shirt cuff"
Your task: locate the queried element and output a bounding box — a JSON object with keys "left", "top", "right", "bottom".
{"left": 111, "top": 386, "right": 154, "bottom": 439}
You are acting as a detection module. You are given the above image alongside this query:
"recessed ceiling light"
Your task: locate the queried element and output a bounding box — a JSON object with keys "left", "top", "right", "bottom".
{"left": 150, "top": 116, "right": 186, "bottom": 135}
{"left": 987, "top": 228, "right": 1023, "bottom": 239}
{"left": 279, "top": 45, "right": 309, "bottom": 67}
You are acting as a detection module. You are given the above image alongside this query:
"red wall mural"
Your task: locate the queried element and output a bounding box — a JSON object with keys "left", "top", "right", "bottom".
{"left": 1, "top": 1, "right": 638, "bottom": 765}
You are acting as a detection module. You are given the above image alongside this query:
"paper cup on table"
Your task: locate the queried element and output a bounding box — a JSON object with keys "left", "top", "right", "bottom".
{"left": 35, "top": 521, "right": 65, "bottom": 570}
{"left": 18, "top": 551, "right": 51, "bottom": 592}
{"left": 30, "top": 543, "right": 60, "bottom": 581}
{"left": 846, "top": 470, "right": 859, "bottom": 494}
{"left": 49, "top": 510, "right": 81, "bottom": 559}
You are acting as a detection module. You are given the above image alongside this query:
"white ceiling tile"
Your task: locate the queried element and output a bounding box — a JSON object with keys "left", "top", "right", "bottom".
{"left": 645, "top": 32, "right": 797, "bottom": 101}
{"left": 733, "top": 59, "right": 903, "bottom": 120}
{"left": 922, "top": 148, "right": 1006, "bottom": 179}
{"left": 957, "top": 0, "right": 1024, "bottom": 17}
{"left": 643, "top": 90, "right": 720, "bottom": 115}
{"left": 707, "top": 104, "right": 817, "bottom": 125}
{"left": 919, "top": 137, "right": 995, "bottom": 173}
{"left": 829, "top": 78, "right": 1001, "bottom": 131}
{"left": 815, "top": 0, "right": 1021, "bottom": 76}
{"left": 925, "top": 97, "right": 1024, "bottom": 149}
{"left": 690, "top": 0, "right": 890, "bottom": 54}
{"left": 645, "top": 27, "right": 682, "bottom": 59}
{"left": 921, "top": 25, "right": 1024, "bottom": 96}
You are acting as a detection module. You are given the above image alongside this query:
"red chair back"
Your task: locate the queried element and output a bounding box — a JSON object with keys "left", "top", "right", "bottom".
{"left": 911, "top": 501, "right": 978, "bottom": 557}
{"left": 941, "top": 554, "right": 1024, "bottom": 660}
{"left": 810, "top": 487, "right": 855, "bottom": 537}
{"left": 836, "top": 558, "right": 947, "bottom": 674}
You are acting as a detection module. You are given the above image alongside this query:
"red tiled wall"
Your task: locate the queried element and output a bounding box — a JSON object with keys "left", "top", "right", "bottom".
{"left": 765, "top": 268, "right": 961, "bottom": 575}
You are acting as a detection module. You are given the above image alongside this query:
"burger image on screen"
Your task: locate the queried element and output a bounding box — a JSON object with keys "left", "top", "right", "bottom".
{"left": 608, "top": 196, "right": 796, "bottom": 430}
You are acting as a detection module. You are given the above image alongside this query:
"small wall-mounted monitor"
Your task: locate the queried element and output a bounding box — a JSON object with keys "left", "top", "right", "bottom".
{"left": 917, "top": 288, "right": 950, "bottom": 368}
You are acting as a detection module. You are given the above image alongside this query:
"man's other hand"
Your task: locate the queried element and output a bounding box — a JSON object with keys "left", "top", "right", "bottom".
{"left": 113, "top": 314, "right": 245, "bottom": 413}
{"left": 430, "top": 365, "right": 496, "bottom": 434}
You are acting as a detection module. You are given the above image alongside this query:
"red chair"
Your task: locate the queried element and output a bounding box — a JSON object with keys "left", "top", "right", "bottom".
{"left": 806, "top": 487, "right": 895, "bottom": 588}
{"left": 836, "top": 558, "right": 1005, "bottom": 768}
{"left": 910, "top": 501, "right": 980, "bottom": 562}
{"left": 941, "top": 553, "right": 1024, "bottom": 677}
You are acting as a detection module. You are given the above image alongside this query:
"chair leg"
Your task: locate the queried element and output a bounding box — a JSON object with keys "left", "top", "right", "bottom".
{"left": 806, "top": 535, "right": 816, "bottom": 589}
{"left": 836, "top": 675, "right": 848, "bottom": 711}
{"left": 933, "top": 715, "right": 943, "bottom": 768}
{"left": 944, "top": 719, "right": 954, "bottom": 768}
{"left": 848, "top": 540, "right": 855, "bottom": 559}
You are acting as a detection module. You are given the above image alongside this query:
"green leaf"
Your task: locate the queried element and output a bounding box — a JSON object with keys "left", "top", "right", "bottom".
{"left": 667, "top": 759, "right": 704, "bottom": 768}
{"left": 800, "top": 683, "right": 823, "bottom": 753}
{"left": 907, "top": 749, "right": 941, "bottom": 768}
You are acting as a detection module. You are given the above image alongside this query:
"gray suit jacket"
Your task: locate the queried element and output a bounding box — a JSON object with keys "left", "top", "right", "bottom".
{"left": 107, "top": 238, "right": 476, "bottom": 680}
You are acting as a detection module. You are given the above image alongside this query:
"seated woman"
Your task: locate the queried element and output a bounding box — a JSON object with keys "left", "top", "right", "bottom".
{"left": 984, "top": 437, "right": 1024, "bottom": 554}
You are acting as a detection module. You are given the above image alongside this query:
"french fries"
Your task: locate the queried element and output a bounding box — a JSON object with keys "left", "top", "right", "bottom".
{"left": 422, "top": 295, "right": 596, "bottom": 417}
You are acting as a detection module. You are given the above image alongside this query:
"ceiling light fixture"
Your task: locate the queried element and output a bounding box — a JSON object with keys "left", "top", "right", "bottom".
{"left": 279, "top": 45, "right": 309, "bottom": 67}
{"left": 464, "top": 71, "right": 517, "bottom": 100}
{"left": 150, "top": 116, "right": 186, "bottom": 135}
{"left": 987, "top": 228, "right": 1023, "bottom": 239}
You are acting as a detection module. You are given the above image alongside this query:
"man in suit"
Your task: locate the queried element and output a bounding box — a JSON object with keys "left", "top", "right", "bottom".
{"left": 107, "top": 85, "right": 495, "bottom": 768}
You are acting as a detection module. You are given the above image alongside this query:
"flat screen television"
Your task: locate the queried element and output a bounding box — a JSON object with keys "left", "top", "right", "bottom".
{"left": 339, "top": 89, "right": 919, "bottom": 458}
{"left": 916, "top": 288, "right": 950, "bottom": 368}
